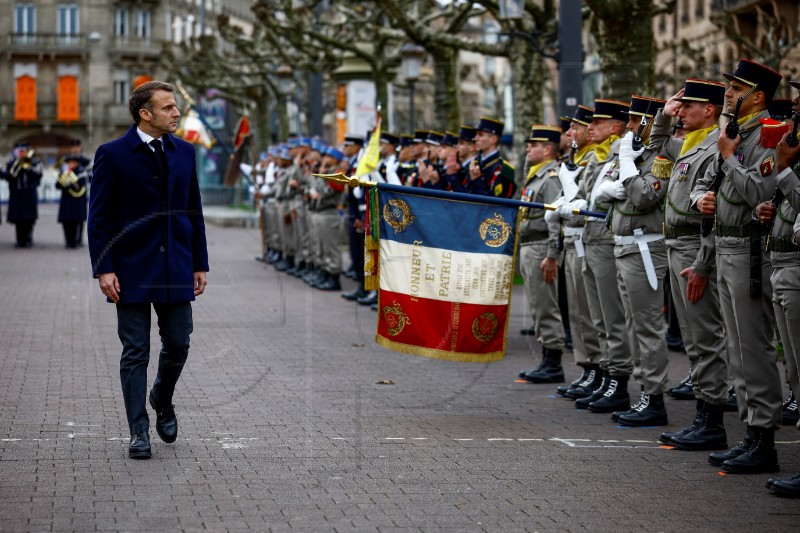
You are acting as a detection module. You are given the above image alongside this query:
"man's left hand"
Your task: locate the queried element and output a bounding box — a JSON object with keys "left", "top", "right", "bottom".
{"left": 718, "top": 133, "right": 741, "bottom": 161}
{"left": 194, "top": 271, "right": 208, "bottom": 297}
{"left": 540, "top": 257, "right": 558, "bottom": 284}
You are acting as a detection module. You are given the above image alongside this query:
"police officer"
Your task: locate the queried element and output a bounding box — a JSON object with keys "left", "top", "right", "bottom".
{"left": 517, "top": 125, "right": 567, "bottom": 383}
{"left": 1, "top": 142, "right": 42, "bottom": 248}
{"left": 649, "top": 79, "right": 730, "bottom": 450}
{"left": 468, "top": 117, "right": 517, "bottom": 198}
{"left": 691, "top": 59, "right": 784, "bottom": 474}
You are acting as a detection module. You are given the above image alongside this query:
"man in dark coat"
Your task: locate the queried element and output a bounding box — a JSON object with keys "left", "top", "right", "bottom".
{"left": 56, "top": 140, "right": 91, "bottom": 248}
{"left": 88, "top": 80, "right": 209, "bottom": 459}
{"left": 1, "top": 142, "right": 42, "bottom": 248}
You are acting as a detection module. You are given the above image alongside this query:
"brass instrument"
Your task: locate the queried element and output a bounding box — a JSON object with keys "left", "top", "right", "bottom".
{"left": 57, "top": 160, "right": 86, "bottom": 198}
{"left": 9, "top": 149, "right": 35, "bottom": 177}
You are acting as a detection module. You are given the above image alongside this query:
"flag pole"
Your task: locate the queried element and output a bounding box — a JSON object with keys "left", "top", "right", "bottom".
{"left": 311, "top": 172, "right": 607, "bottom": 219}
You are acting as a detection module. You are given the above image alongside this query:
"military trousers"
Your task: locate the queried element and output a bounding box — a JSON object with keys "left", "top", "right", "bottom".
{"left": 291, "top": 198, "right": 310, "bottom": 264}
{"left": 666, "top": 240, "right": 728, "bottom": 404}
{"left": 564, "top": 242, "right": 602, "bottom": 366}
{"left": 519, "top": 241, "right": 565, "bottom": 351}
{"left": 264, "top": 200, "right": 281, "bottom": 252}
{"left": 771, "top": 252, "right": 800, "bottom": 428}
{"left": 616, "top": 241, "right": 669, "bottom": 395}
{"left": 583, "top": 241, "right": 633, "bottom": 376}
{"left": 309, "top": 209, "right": 343, "bottom": 274}
{"left": 717, "top": 247, "right": 782, "bottom": 429}
{"left": 277, "top": 200, "right": 296, "bottom": 257}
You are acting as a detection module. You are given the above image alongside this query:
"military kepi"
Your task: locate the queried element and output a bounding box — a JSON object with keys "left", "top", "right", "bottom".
{"left": 724, "top": 59, "right": 783, "bottom": 99}
{"left": 678, "top": 78, "right": 726, "bottom": 106}
{"left": 571, "top": 105, "right": 594, "bottom": 126}
{"left": 476, "top": 117, "right": 504, "bottom": 137}
{"left": 527, "top": 125, "right": 562, "bottom": 143}
{"left": 592, "top": 99, "right": 629, "bottom": 122}
{"left": 627, "top": 96, "right": 667, "bottom": 117}
{"left": 458, "top": 125, "right": 477, "bottom": 142}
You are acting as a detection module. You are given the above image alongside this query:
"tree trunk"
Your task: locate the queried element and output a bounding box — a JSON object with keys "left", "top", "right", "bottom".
{"left": 510, "top": 42, "right": 546, "bottom": 186}
{"left": 429, "top": 45, "right": 461, "bottom": 131}
{"left": 586, "top": 0, "right": 655, "bottom": 100}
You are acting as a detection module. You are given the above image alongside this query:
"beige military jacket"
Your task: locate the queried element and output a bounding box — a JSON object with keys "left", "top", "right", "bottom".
{"left": 771, "top": 159, "right": 800, "bottom": 266}
{"left": 581, "top": 139, "right": 620, "bottom": 245}
{"left": 690, "top": 109, "right": 780, "bottom": 253}
{"left": 519, "top": 159, "right": 561, "bottom": 259}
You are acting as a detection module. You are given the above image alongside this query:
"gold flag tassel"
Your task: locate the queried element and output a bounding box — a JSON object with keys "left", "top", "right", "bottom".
{"left": 364, "top": 186, "right": 380, "bottom": 291}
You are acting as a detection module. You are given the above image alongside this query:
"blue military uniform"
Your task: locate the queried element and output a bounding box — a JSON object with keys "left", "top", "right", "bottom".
{"left": 0, "top": 143, "right": 42, "bottom": 247}
{"left": 56, "top": 154, "right": 91, "bottom": 248}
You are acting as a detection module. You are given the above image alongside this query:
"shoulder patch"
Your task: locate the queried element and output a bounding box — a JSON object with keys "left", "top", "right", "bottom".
{"left": 760, "top": 154, "right": 775, "bottom": 177}
{"left": 494, "top": 183, "right": 503, "bottom": 196}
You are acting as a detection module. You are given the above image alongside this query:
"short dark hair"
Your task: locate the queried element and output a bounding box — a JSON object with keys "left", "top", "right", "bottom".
{"left": 129, "top": 81, "right": 175, "bottom": 124}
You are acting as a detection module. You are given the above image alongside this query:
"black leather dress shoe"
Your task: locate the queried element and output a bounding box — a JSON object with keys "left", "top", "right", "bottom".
{"left": 149, "top": 389, "right": 178, "bottom": 443}
{"left": 129, "top": 432, "right": 151, "bottom": 459}
{"left": 519, "top": 325, "right": 536, "bottom": 336}
{"left": 357, "top": 291, "right": 378, "bottom": 306}
{"left": 342, "top": 287, "right": 368, "bottom": 301}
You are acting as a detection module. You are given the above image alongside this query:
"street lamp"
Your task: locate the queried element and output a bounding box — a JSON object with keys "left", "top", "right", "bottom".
{"left": 275, "top": 64, "right": 294, "bottom": 139}
{"left": 400, "top": 43, "right": 424, "bottom": 132}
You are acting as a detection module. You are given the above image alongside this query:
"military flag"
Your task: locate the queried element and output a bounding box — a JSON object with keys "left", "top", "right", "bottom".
{"left": 177, "top": 107, "right": 215, "bottom": 149}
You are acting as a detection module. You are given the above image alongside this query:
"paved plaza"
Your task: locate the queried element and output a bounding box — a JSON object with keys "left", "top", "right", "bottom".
{"left": 1, "top": 205, "right": 799, "bottom": 532}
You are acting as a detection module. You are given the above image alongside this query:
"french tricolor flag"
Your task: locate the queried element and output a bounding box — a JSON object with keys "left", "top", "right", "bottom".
{"left": 372, "top": 185, "right": 520, "bottom": 363}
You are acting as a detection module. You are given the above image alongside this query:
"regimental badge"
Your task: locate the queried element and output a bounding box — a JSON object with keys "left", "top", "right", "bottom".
{"left": 678, "top": 163, "right": 690, "bottom": 182}
{"left": 382, "top": 301, "right": 411, "bottom": 336}
{"left": 383, "top": 198, "right": 415, "bottom": 233}
{"left": 653, "top": 180, "right": 661, "bottom": 191}
{"left": 472, "top": 312, "right": 498, "bottom": 343}
{"left": 760, "top": 154, "right": 775, "bottom": 177}
{"left": 494, "top": 183, "right": 503, "bottom": 196}
{"left": 479, "top": 213, "right": 512, "bottom": 248}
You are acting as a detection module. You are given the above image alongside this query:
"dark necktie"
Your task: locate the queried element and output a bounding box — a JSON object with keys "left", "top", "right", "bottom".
{"left": 149, "top": 139, "right": 168, "bottom": 178}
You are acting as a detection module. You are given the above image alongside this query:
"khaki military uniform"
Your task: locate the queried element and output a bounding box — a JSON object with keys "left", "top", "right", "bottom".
{"left": 690, "top": 110, "right": 782, "bottom": 429}
{"left": 650, "top": 110, "right": 728, "bottom": 405}
{"left": 276, "top": 165, "right": 300, "bottom": 258}
{"left": 770, "top": 159, "right": 800, "bottom": 426}
{"left": 308, "top": 176, "right": 344, "bottom": 275}
{"left": 604, "top": 148, "right": 670, "bottom": 393}
{"left": 581, "top": 141, "right": 634, "bottom": 377}
{"left": 519, "top": 159, "right": 565, "bottom": 351}
{"left": 288, "top": 163, "right": 310, "bottom": 264}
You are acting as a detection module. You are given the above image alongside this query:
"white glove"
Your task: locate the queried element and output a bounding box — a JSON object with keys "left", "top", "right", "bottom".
{"left": 558, "top": 198, "right": 587, "bottom": 218}
{"left": 544, "top": 197, "right": 565, "bottom": 224}
{"left": 618, "top": 131, "right": 644, "bottom": 181}
{"left": 595, "top": 180, "right": 627, "bottom": 202}
{"left": 558, "top": 163, "right": 581, "bottom": 201}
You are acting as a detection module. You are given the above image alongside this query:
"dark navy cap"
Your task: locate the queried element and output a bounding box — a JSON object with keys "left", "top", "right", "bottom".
{"left": 399, "top": 134, "right": 415, "bottom": 147}
{"left": 425, "top": 131, "right": 444, "bottom": 146}
{"left": 458, "top": 125, "right": 477, "bottom": 142}
{"left": 476, "top": 117, "right": 504, "bottom": 136}
{"left": 677, "top": 78, "right": 726, "bottom": 106}
{"left": 724, "top": 59, "right": 783, "bottom": 100}
{"left": 442, "top": 131, "right": 459, "bottom": 146}
{"left": 343, "top": 135, "right": 364, "bottom": 146}
{"left": 592, "top": 99, "right": 630, "bottom": 122}
{"left": 527, "top": 125, "right": 562, "bottom": 143}
{"left": 559, "top": 116, "right": 571, "bottom": 133}
{"left": 380, "top": 132, "right": 399, "bottom": 146}
{"left": 571, "top": 105, "right": 594, "bottom": 126}
{"left": 627, "top": 96, "right": 667, "bottom": 117}
{"left": 767, "top": 99, "right": 794, "bottom": 121}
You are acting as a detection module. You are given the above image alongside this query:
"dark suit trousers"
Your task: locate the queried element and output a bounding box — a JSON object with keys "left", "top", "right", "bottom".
{"left": 116, "top": 302, "right": 193, "bottom": 435}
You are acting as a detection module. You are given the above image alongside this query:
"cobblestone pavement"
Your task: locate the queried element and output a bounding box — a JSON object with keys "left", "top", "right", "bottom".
{"left": 1, "top": 205, "right": 799, "bottom": 532}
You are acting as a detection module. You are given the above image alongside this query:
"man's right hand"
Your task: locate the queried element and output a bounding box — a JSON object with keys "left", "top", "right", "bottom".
{"left": 680, "top": 267, "right": 707, "bottom": 304}
{"left": 755, "top": 201, "right": 776, "bottom": 225}
{"left": 697, "top": 191, "right": 717, "bottom": 215}
{"left": 98, "top": 272, "right": 121, "bottom": 303}
{"left": 662, "top": 88, "right": 685, "bottom": 118}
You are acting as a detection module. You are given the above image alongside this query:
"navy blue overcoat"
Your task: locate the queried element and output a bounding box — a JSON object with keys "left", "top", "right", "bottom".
{"left": 88, "top": 125, "right": 209, "bottom": 303}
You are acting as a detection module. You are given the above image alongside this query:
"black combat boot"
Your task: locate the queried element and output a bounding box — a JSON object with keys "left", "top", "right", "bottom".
{"left": 317, "top": 272, "right": 341, "bottom": 291}
{"left": 782, "top": 391, "right": 799, "bottom": 427}
{"left": 275, "top": 255, "right": 294, "bottom": 272}
{"left": 661, "top": 400, "right": 704, "bottom": 444}
{"left": 768, "top": 471, "right": 800, "bottom": 498}
{"left": 588, "top": 375, "right": 630, "bottom": 413}
{"left": 709, "top": 426, "right": 756, "bottom": 467}
{"left": 523, "top": 348, "right": 565, "bottom": 384}
{"left": 725, "top": 385, "right": 738, "bottom": 412}
{"left": 575, "top": 371, "right": 610, "bottom": 410}
{"left": 556, "top": 366, "right": 591, "bottom": 396}
{"left": 670, "top": 401, "right": 727, "bottom": 450}
{"left": 611, "top": 388, "right": 643, "bottom": 422}
{"left": 617, "top": 392, "right": 668, "bottom": 426}
{"left": 721, "top": 427, "right": 779, "bottom": 474}
{"left": 668, "top": 372, "right": 694, "bottom": 400}
{"left": 563, "top": 365, "right": 602, "bottom": 399}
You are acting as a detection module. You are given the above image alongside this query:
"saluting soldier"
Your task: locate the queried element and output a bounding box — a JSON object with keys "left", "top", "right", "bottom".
{"left": 516, "top": 125, "right": 567, "bottom": 383}
{"left": 468, "top": 117, "right": 517, "bottom": 198}
{"left": 691, "top": 59, "right": 784, "bottom": 475}
{"left": 596, "top": 96, "right": 671, "bottom": 427}
{"left": 273, "top": 146, "right": 297, "bottom": 272}
{"left": 395, "top": 134, "right": 417, "bottom": 186}
{"left": 546, "top": 105, "right": 604, "bottom": 400}
{"left": 443, "top": 125, "right": 478, "bottom": 193}
{"left": 56, "top": 140, "right": 91, "bottom": 248}
{"left": 649, "top": 79, "right": 730, "bottom": 450}
{"left": 757, "top": 79, "right": 800, "bottom": 497}
{"left": 307, "top": 146, "right": 347, "bottom": 292}
{"left": 1, "top": 141, "right": 42, "bottom": 248}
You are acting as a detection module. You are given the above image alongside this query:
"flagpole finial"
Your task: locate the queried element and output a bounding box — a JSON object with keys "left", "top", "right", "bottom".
{"left": 312, "top": 172, "right": 377, "bottom": 189}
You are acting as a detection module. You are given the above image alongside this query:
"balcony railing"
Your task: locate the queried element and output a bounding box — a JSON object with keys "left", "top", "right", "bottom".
{"left": 109, "top": 36, "right": 164, "bottom": 57}
{"left": 4, "top": 33, "right": 88, "bottom": 54}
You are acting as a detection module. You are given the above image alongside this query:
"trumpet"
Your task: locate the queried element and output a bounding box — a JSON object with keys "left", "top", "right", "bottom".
{"left": 57, "top": 167, "right": 86, "bottom": 198}
{"left": 9, "top": 149, "right": 35, "bottom": 177}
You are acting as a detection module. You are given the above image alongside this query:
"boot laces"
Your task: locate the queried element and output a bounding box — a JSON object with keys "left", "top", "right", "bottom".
{"left": 633, "top": 393, "right": 650, "bottom": 412}
{"left": 679, "top": 373, "right": 692, "bottom": 387}
{"left": 629, "top": 392, "right": 647, "bottom": 411}
{"left": 577, "top": 370, "right": 596, "bottom": 387}
{"left": 602, "top": 379, "right": 618, "bottom": 397}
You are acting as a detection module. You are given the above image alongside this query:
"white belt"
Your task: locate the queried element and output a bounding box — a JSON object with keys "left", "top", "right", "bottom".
{"left": 613, "top": 233, "right": 663, "bottom": 246}
{"left": 358, "top": 204, "right": 367, "bottom": 212}
{"left": 563, "top": 227, "right": 584, "bottom": 237}
{"left": 614, "top": 230, "right": 663, "bottom": 290}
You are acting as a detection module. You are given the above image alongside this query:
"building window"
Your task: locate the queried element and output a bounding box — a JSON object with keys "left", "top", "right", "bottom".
{"left": 113, "top": 79, "right": 130, "bottom": 105}
{"left": 57, "top": 4, "right": 79, "bottom": 35}
{"left": 114, "top": 8, "right": 129, "bottom": 37}
{"left": 135, "top": 9, "right": 151, "bottom": 39}
{"left": 695, "top": 0, "right": 705, "bottom": 18}
{"left": 681, "top": 0, "right": 690, "bottom": 24}
{"left": 658, "top": 14, "right": 666, "bottom": 32}
{"left": 14, "top": 3, "right": 36, "bottom": 35}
